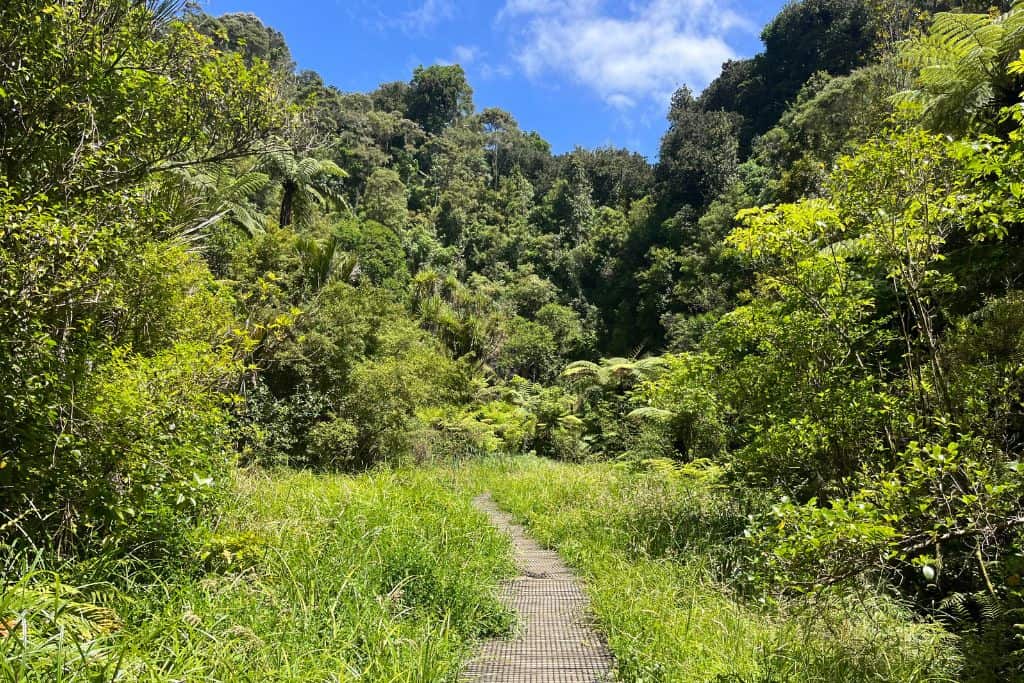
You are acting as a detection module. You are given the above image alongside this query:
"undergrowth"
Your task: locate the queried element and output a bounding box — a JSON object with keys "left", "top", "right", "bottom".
{"left": 456, "top": 456, "right": 965, "bottom": 683}
{"left": 1, "top": 459, "right": 972, "bottom": 681}
{"left": 0, "top": 468, "right": 515, "bottom": 682}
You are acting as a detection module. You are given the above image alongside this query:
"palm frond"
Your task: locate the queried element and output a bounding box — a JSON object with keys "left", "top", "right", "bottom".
{"left": 296, "top": 235, "right": 359, "bottom": 291}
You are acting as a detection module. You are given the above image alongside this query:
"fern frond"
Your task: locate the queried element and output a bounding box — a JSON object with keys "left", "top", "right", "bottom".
{"left": 897, "top": 3, "right": 1024, "bottom": 133}
{"left": 626, "top": 407, "right": 676, "bottom": 421}
{"left": 560, "top": 361, "right": 602, "bottom": 381}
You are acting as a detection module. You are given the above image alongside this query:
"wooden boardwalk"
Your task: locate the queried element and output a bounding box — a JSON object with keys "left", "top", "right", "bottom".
{"left": 461, "top": 494, "right": 615, "bottom": 683}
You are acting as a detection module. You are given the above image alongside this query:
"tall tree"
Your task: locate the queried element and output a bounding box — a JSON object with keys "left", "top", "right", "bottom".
{"left": 361, "top": 168, "right": 408, "bottom": 231}
{"left": 656, "top": 87, "right": 741, "bottom": 216}
{"left": 0, "top": 0, "right": 283, "bottom": 201}
{"left": 405, "top": 65, "right": 474, "bottom": 135}
{"left": 699, "top": 0, "right": 874, "bottom": 152}
{"left": 190, "top": 11, "right": 294, "bottom": 72}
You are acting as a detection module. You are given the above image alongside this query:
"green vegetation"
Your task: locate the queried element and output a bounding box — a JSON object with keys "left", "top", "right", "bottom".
{"left": 1, "top": 469, "right": 514, "bottom": 681}
{"left": 4, "top": 0, "right": 1024, "bottom": 679}
{"left": 474, "top": 457, "right": 962, "bottom": 681}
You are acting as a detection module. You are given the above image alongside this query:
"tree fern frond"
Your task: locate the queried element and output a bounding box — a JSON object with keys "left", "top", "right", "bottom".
{"left": 627, "top": 407, "right": 676, "bottom": 421}
{"left": 897, "top": 3, "right": 1024, "bottom": 133}
{"left": 561, "top": 361, "right": 602, "bottom": 380}
{"left": 633, "top": 356, "right": 669, "bottom": 377}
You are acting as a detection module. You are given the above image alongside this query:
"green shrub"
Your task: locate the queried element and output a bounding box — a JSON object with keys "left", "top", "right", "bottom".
{"left": 338, "top": 320, "right": 473, "bottom": 468}
{"left": 335, "top": 218, "right": 409, "bottom": 286}
{"left": 113, "top": 242, "right": 237, "bottom": 353}
{"left": 0, "top": 190, "right": 242, "bottom": 557}
{"left": 630, "top": 352, "right": 726, "bottom": 461}
{"left": 412, "top": 400, "right": 536, "bottom": 461}
{"left": 307, "top": 417, "right": 359, "bottom": 468}
{"left": 496, "top": 317, "right": 559, "bottom": 381}
{"left": 63, "top": 342, "right": 239, "bottom": 556}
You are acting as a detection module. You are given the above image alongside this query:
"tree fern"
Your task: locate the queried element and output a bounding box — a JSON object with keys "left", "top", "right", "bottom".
{"left": 561, "top": 356, "right": 667, "bottom": 390}
{"left": 152, "top": 163, "right": 270, "bottom": 246}
{"left": 261, "top": 144, "right": 347, "bottom": 228}
{"left": 626, "top": 406, "right": 676, "bottom": 422}
{"left": 897, "top": 1, "right": 1024, "bottom": 133}
{"left": 560, "top": 360, "right": 602, "bottom": 383}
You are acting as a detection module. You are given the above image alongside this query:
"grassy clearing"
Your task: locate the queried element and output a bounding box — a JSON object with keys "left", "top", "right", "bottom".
{"left": 3, "top": 457, "right": 969, "bottom": 682}
{"left": 1, "top": 468, "right": 514, "bottom": 682}
{"left": 456, "top": 457, "right": 964, "bottom": 683}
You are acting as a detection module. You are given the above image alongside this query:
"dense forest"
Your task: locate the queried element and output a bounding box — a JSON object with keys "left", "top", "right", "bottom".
{"left": 4, "top": 0, "right": 1024, "bottom": 680}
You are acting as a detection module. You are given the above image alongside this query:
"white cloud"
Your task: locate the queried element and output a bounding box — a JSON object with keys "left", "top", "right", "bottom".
{"left": 397, "top": 0, "right": 455, "bottom": 33}
{"left": 606, "top": 93, "right": 636, "bottom": 110}
{"left": 500, "top": 0, "right": 754, "bottom": 109}
{"left": 452, "top": 45, "right": 480, "bottom": 65}
{"left": 436, "top": 44, "right": 484, "bottom": 68}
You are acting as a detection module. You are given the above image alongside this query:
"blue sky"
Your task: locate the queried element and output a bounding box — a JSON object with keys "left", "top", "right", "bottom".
{"left": 200, "top": 0, "right": 787, "bottom": 159}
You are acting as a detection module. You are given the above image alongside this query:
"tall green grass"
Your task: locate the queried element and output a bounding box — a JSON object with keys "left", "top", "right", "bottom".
{"left": 1, "top": 468, "right": 515, "bottom": 682}
{"left": 458, "top": 457, "right": 964, "bottom": 683}
{"left": 2, "top": 458, "right": 968, "bottom": 682}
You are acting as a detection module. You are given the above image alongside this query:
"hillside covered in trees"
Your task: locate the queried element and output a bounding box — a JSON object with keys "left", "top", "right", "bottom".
{"left": 4, "top": 0, "right": 1024, "bottom": 680}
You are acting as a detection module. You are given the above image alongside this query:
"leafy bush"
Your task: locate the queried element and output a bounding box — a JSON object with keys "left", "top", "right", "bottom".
{"left": 335, "top": 218, "right": 409, "bottom": 286}
{"left": 412, "top": 399, "right": 537, "bottom": 461}
{"left": 754, "top": 436, "right": 1024, "bottom": 590}
{"left": 751, "top": 435, "right": 1024, "bottom": 678}
{"left": 496, "top": 317, "right": 559, "bottom": 381}
{"left": 0, "top": 195, "right": 242, "bottom": 557}
{"left": 306, "top": 417, "right": 359, "bottom": 469}
{"left": 65, "top": 342, "right": 238, "bottom": 555}
{"left": 338, "top": 321, "right": 473, "bottom": 467}
{"left": 112, "top": 242, "right": 237, "bottom": 353}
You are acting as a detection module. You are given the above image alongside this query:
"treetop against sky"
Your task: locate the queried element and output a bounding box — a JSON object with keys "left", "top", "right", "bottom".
{"left": 200, "top": 0, "right": 787, "bottom": 158}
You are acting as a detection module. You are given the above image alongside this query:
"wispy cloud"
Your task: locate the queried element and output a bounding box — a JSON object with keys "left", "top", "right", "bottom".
{"left": 436, "top": 44, "right": 482, "bottom": 67}
{"left": 500, "top": 0, "right": 755, "bottom": 109}
{"left": 478, "top": 62, "right": 514, "bottom": 81}
{"left": 452, "top": 44, "right": 480, "bottom": 64}
{"left": 396, "top": 0, "right": 455, "bottom": 33}
{"left": 606, "top": 93, "right": 636, "bottom": 110}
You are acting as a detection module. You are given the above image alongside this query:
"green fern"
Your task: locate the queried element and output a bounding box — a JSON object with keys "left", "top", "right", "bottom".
{"left": 897, "top": 1, "right": 1024, "bottom": 133}
{"left": 560, "top": 356, "right": 668, "bottom": 389}
{"left": 148, "top": 162, "right": 271, "bottom": 246}
{"left": 261, "top": 141, "right": 348, "bottom": 228}
{"left": 940, "top": 589, "right": 1005, "bottom": 625}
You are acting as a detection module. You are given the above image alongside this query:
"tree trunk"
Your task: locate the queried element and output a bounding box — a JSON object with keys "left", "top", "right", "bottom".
{"left": 280, "top": 180, "right": 296, "bottom": 227}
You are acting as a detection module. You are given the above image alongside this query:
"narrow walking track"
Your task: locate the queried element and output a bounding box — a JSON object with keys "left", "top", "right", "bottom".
{"left": 461, "top": 494, "right": 615, "bottom": 683}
